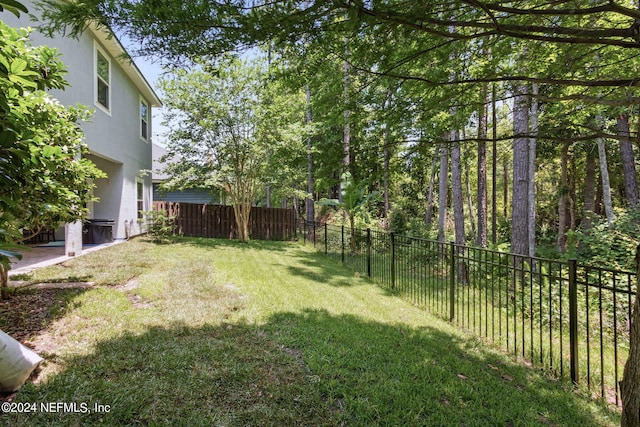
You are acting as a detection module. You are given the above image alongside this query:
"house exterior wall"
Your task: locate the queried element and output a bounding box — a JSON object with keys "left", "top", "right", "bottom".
{"left": 151, "top": 143, "right": 217, "bottom": 205}
{"left": 152, "top": 185, "right": 215, "bottom": 205}
{"left": 3, "top": 2, "right": 159, "bottom": 240}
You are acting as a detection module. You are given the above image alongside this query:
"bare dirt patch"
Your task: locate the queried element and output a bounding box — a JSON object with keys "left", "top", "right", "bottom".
{"left": 116, "top": 278, "right": 141, "bottom": 291}
{"left": 127, "top": 293, "right": 154, "bottom": 308}
{"left": 1, "top": 289, "right": 68, "bottom": 343}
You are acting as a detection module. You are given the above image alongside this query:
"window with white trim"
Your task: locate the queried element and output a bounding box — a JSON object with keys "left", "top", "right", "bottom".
{"left": 95, "top": 46, "right": 110, "bottom": 111}
{"left": 137, "top": 180, "right": 144, "bottom": 219}
{"left": 140, "top": 98, "right": 149, "bottom": 141}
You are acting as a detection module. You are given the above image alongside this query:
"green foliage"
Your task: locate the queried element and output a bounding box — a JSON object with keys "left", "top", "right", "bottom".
{"left": 318, "top": 172, "right": 380, "bottom": 252}
{"left": 0, "top": 0, "right": 27, "bottom": 17}
{"left": 157, "top": 55, "right": 308, "bottom": 242}
{"left": 141, "top": 210, "right": 176, "bottom": 244}
{"left": 388, "top": 207, "right": 409, "bottom": 235}
{"left": 318, "top": 172, "right": 379, "bottom": 226}
{"left": 0, "top": 21, "right": 104, "bottom": 296}
{"left": 570, "top": 207, "right": 640, "bottom": 271}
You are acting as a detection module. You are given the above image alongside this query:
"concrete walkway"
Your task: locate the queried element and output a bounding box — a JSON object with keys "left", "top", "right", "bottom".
{"left": 8, "top": 241, "right": 123, "bottom": 276}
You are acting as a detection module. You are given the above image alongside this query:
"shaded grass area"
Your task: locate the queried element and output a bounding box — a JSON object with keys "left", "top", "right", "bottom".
{"left": 1, "top": 237, "right": 620, "bottom": 426}
{"left": 0, "top": 287, "right": 87, "bottom": 342}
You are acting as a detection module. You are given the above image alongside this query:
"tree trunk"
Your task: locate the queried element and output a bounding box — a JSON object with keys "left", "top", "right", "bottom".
{"left": 437, "top": 143, "right": 449, "bottom": 244}
{"left": 237, "top": 199, "right": 252, "bottom": 243}
{"left": 229, "top": 178, "right": 253, "bottom": 243}
{"left": 557, "top": 142, "right": 570, "bottom": 253}
{"left": 492, "top": 83, "right": 498, "bottom": 245}
{"left": 597, "top": 133, "right": 615, "bottom": 226}
{"left": 461, "top": 127, "right": 475, "bottom": 237}
{"left": 340, "top": 37, "right": 351, "bottom": 204}
{"left": 477, "top": 85, "right": 488, "bottom": 248}
{"left": 618, "top": 113, "right": 639, "bottom": 207}
{"left": 383, "top": 132, "right": 390, "bottom": 217}
{"left": 620, "top": 245, "right": 640, "bottom": 427}
{"left": 383, "top": 89, "right": 392, "bottom": 218}
{"left": 425, "top": 149, "right": 438, "bottom": 226}
{"left": 569, "top": 150, "right": 577, "bottom": 233}
{"left": 583, "top": 144, "right": 597, "bottom": 231}
{"left": 0, "top": 263, "right": 9, "bottom": 300}
{"left": 232, "top": 202, "right": 251, "bottom": 243}
{"left": 465, "top": 153, "right": 476, "bottom": 239}
{"left": 503, "top": 155, "right": 509, "bottom": 220}
{"left": 266, "top": 149, "right": 272, "bottom": 208}
{"left": 451, "top": 131, "right": 465, "bottom": 246}
{"left": 305, "top": 86, "right": 315, "bottom": 229}
{"left": 349, "top": 214, "right": 356, "bottom": 254}
{"left": 451, "top": 130, "right": 468, "bottom": 283}
{"left": 595, "top": 170, "right": 604, "bottom": 216}
{"left": 527, "top": 83, "right": 538, "bottom": 258}
{"left": 511, "top": 84, "right": 529, "bottom": 256}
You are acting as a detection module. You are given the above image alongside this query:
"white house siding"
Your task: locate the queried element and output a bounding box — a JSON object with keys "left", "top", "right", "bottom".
{"left": 3, "top": 2, "right": 160, "bottom": 240}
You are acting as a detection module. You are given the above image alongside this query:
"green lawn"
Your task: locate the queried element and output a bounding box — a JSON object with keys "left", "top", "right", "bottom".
{"left": 1, "top": 237, "right": 620, "bottom": 426}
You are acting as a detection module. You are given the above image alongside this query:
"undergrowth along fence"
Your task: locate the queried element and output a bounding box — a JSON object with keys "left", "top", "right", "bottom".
{"left": 301, "top": 220, "right": 637, "bottom": 406}
{"left": 153, "top": 202, "right": 297, "bottom": 241}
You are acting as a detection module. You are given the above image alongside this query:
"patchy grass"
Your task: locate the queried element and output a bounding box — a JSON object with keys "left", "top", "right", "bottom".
{"left": 13, "top": 240, "right": 155, "bottom": 286}
{"left": 1, "top": 237, "right": 620, "bottom": 426}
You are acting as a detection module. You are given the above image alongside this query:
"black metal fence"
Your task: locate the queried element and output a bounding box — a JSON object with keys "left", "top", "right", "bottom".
{"left": 301, "top": 221, "right": 637, "bottom": 406}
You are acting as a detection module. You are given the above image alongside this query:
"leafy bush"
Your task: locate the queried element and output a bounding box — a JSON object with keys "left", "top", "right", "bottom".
{"left": 569, "top": 207, "right": 640, "bottom": 271}
{"left": 142, "top": 210, "right": 177, "bottom": 243}
{"left": 388, "top": 208, "right": 409, "bottom": 235}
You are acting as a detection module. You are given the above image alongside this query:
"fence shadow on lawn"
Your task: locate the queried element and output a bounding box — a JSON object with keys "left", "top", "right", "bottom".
{"left": 283, "top": 249, "right": 384, "bottom": 289}
{"left": 3, "top": 310, "right": 618, "bottom": 426}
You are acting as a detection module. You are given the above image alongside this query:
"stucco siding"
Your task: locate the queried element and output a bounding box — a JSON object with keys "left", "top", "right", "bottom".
{"left": 4, "top": 1, "right": 159, "bottom": 240}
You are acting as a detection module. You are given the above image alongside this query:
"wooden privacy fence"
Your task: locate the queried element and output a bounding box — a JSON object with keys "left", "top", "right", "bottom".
{"left": 152, "top": 201, "right": 297, "bottom": 241}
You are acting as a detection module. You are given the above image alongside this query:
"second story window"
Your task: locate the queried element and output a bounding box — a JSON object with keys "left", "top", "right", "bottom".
{"left": 140, "top": 99, "right": 149, "bottom": 140}
{"left": 95, "top": 47, "right": 110, "bottom": 111}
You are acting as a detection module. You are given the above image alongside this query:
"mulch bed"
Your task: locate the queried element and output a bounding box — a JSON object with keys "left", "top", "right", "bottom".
{"left": 0, "top": 288, "right": 63, "bottom": 343}
{"left": 0, "top": 284, "right": 93, "bottom": 400}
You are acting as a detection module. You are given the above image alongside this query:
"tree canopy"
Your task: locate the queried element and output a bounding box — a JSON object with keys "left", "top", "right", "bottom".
{"left": 34, "top": 2, "right": 640, "bottom": 421}
{"left": 157, "top": 56, "right": 307, "bottom": 242}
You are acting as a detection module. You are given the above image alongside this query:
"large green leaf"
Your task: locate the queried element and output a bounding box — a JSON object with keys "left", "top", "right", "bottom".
{"left": 0, "top": 0, "right": 28, "bottom": 17}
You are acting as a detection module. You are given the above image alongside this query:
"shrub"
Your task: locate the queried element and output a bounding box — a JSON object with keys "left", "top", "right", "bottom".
{"left": 570, "top": 207, "right": 640, "bottom": 271}
{"left": 142, "top": 210, "right": 176, "bottom": 243}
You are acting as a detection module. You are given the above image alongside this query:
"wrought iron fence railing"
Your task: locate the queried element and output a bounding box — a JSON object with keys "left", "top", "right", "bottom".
{"left": 300, "top": 220, "right": 636, "bottom": 406}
